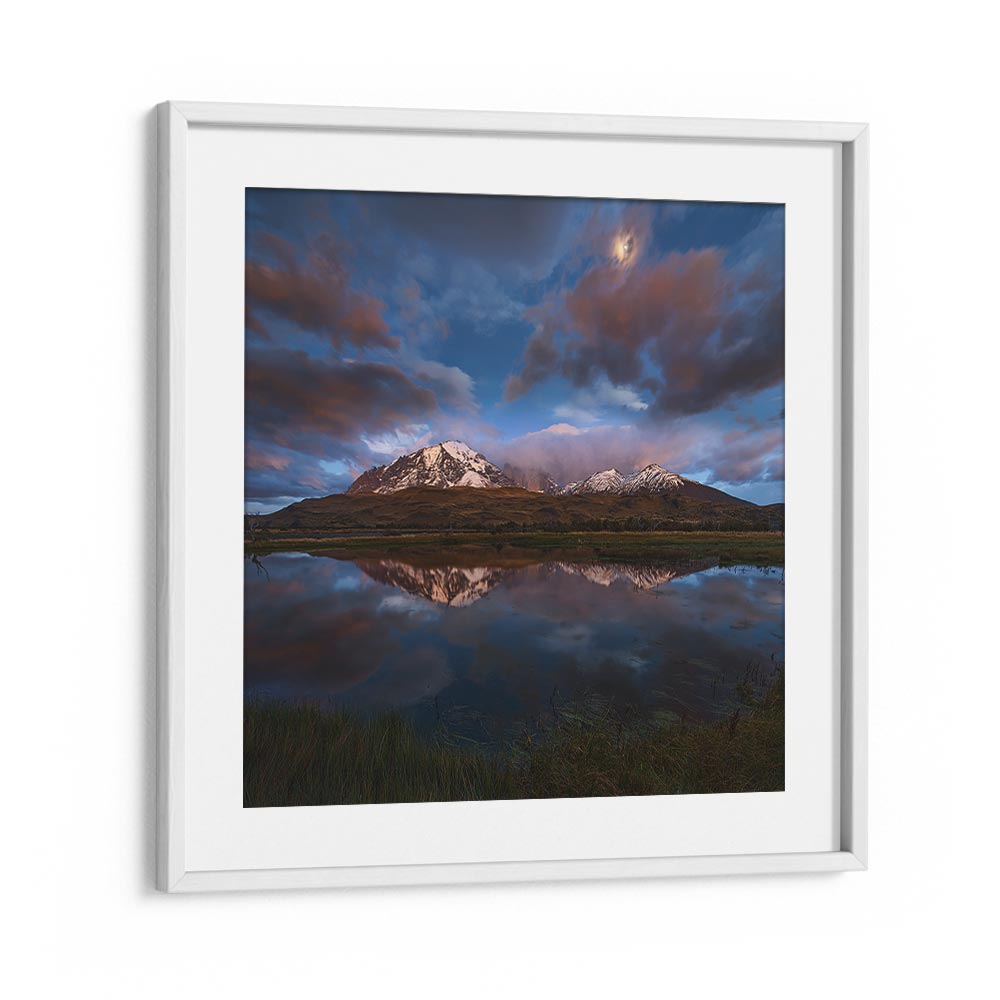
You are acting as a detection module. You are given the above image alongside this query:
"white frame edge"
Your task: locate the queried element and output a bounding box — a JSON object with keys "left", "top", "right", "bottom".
{"left": 156, "top": 102, "right": 869, "bottom": 893}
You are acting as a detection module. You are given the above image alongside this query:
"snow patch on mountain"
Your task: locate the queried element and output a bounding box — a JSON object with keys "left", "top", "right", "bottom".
{"left": 456, "top": 470, "right": 493, "bottom": 488}
{"left": 441, "top": 440, "right": 479, "bottom": 463}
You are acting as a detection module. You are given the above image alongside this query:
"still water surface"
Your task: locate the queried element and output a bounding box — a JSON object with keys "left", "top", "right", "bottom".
{"left": 244, "top": 552, "right": 784, "bottom": 742}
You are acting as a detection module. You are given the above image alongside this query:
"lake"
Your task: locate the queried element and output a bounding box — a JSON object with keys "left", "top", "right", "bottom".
{"left": 244, "top": 549, "right": 784, "bottom": 747}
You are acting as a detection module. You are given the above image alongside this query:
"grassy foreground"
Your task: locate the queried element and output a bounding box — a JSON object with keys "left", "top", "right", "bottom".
{"left": 244, "top": 674, "right": 784, "bottom": 807}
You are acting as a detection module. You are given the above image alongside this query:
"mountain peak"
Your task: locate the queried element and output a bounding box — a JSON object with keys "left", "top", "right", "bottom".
{"left": 561, "top": 462, "right": 688, "bottom": 496}
{"left": 620, "top": 464, "right": 685, "bottom": 494}
{"left": 346, "top": 441, "right": 518, "bottom": 494}
{"left": 344, "top": 441, "right": 751, "bottom": 504}
{"left": 439, "top": 440, "right": 477, "bottom": 460}
{"left": 559, "top": 468, "right": 625, "bottom": 495}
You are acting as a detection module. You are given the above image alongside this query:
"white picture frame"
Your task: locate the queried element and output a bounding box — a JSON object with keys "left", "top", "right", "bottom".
{"left": 157, "top": 101, "right": 868, "bottom": 892}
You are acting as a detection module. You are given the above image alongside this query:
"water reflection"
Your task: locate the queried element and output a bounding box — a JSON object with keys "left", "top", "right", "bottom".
{"left": 350, "top": 556, "right": 718, "bottom": 606}
{"left": 244, "top": 551, "right": 784, "bottom": 741}
{"left": 353, "top": 559, "right": 510, "bottom": 606}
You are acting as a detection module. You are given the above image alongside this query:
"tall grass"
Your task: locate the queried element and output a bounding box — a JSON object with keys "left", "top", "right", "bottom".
{"left": 244, "top": 672, "right": 784, "bottom": 807}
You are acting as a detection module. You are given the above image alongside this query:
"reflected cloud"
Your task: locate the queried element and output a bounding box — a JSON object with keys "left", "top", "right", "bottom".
{"left": 244, "top": 551, "right": 784, "bottom": 735}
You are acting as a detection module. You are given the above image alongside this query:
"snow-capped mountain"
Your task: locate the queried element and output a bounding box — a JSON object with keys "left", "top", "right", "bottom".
{"left": 346, "top": 441, "right": 518, "bottom": 494}
{"left": 560, "top": 463, "right": 686, "bottom": 496}
{"left": 620, "top": 464, "right": 686, "bottom": 494}
{"left": 344, "top": 443, "right": 751, "bottom": 505}
{"left": 559, "top": 468, "right": 625, "bottom": 495}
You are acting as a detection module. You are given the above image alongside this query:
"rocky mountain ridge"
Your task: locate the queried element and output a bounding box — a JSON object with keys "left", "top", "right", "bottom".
{"left": 346, "top": 442, "right": 750, "bottom": 505}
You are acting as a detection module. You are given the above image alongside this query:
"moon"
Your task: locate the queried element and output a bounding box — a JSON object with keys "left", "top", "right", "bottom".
{"left": 613, "top": 231, "right": 635, "bottom": 265}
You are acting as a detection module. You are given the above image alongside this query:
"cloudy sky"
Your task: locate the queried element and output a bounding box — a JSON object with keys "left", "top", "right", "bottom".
{"left": 245, "top": 188, "right": 784, "bottom": 512}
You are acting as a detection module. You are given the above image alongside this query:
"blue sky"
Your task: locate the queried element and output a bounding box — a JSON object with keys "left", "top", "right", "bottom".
{"left": 245, "top": 189, "right": 784, "bottom": 512}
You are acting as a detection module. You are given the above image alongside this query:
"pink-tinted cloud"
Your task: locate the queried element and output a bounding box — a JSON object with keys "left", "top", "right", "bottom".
{"left": 246, "top": 348, "right": 438, "bottom": 457}
{"left": 245, "top": 444, "right": 293, "bottom": 472}
{"left": 491, "top": 419, "right": 783, "bottom": 489}
{"left": 246, "top": 232, "right": 396, "bottom": 349}
{"left": 505, "top": 243, "right": 783, "bottom": 416}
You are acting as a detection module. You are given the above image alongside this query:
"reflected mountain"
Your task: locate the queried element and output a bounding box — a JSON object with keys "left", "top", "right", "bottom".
{"left": 555, "top": 560, "right": 715, "bottom": 590}
{"left": 350, "top": 555, "right": 716, "bottom": 606}
{"left": 354, "top": 559, "right": 511, "bottom": 607}
{"left": 244, "top": 551, "right": 785, "bottom": 732}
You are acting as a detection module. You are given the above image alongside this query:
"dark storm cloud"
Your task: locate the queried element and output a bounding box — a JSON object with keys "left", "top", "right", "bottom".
{"left": 246, "top": 348, "right": 438, "bottom": 456}
{"left": 245, "top": 232, "right": 396, "bottom": 349}
{"left": 505, "top": 246, "right": 784, "bottom": 417}
{"left": 366, "top": 192, "right": 573, "bottom": 274}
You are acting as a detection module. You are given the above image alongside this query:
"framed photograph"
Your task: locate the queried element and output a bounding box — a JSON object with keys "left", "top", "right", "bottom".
{"left": 157, "top": 102, "right": 867, "bottom": 891}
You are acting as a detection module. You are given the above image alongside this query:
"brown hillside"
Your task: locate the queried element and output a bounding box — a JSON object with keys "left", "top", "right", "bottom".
{"left": 257, "top": 487, "right": 783, "bottom": 533}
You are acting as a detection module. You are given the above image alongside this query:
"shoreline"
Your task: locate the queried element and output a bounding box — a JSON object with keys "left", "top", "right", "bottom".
{"left": 245, "top": 529, "right": 785, "bottom": 567}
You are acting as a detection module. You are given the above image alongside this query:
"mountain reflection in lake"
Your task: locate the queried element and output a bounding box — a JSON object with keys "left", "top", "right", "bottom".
{"left": 244, "top": 552, "right": 784, "bottom": 743}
